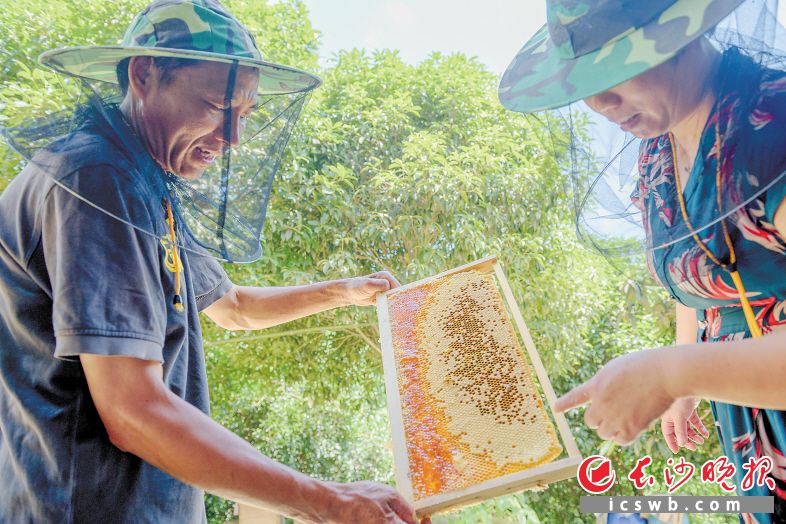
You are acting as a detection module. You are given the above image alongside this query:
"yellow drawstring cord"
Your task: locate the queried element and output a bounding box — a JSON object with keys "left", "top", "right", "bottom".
{"left": 164, "top": 200, "right": 184, "bottom": 312}
{"left": 669, "top": 131, "right": 762, "bottom": 338}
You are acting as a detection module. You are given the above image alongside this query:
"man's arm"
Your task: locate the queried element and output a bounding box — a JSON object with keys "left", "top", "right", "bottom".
{"left": 80, "top": 354, "right": 416, "bottom": 524}
{"left": 203, "top": 272, "right": 399, "bottom": 330}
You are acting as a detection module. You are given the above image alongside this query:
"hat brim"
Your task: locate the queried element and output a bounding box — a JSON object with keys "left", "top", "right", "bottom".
{"left": 499, "top": 0, "right": 744, "bottom": 113}
{"left": 40, "top": 46, "right": 322, "bottom": 95}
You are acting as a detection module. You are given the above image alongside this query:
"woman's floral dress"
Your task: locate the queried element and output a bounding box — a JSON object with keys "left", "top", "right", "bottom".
{"left": 633, "top": 49, "right": 786, "bottom": 524}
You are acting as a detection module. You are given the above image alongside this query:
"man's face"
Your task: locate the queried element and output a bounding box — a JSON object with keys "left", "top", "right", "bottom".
{"left": 134, "top": 60, "right": 260, "bottom": 179}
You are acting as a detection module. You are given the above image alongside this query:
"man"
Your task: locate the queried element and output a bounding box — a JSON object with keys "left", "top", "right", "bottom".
{"left": 0, "top": 1, "right": 417, "bottom": 522}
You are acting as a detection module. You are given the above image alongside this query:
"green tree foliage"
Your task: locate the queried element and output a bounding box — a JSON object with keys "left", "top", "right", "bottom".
{"left": 1, "top": 2, "right": 732, "bottom": 523}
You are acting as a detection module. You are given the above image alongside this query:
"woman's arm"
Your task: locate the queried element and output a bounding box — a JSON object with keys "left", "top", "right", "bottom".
{"left": 659, "top": 303, "right": 708, "bottom": 453}
{"left": 555, "top": 331, "right": 786, "bottom": 445}
{"left": 670, "top": 196, "right": 786, "bottom": 406}
{"left": 675, "top": 301, "right": 697, "bottom": 345}
{"left": 665, "top": 332, "right": 786, "bottom": 408}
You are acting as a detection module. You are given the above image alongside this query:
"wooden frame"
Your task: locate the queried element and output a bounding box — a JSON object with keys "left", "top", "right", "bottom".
{"left": 376, "top": 255, "right": 581, "bottom": 516}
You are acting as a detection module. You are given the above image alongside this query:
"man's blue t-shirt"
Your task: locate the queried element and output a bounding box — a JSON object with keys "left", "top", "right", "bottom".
{"left": 0, "top": 105, "right": 232, "bottom": 523}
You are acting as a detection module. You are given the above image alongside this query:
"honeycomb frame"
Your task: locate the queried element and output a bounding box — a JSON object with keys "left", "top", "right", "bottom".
{"left": 377, "top": 256, "right": 582, "bottom": 517}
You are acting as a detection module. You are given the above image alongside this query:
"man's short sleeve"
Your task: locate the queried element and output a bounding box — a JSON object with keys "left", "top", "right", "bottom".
{"left": 188, "top": 249, "right": 232, "bottom": 311}
{"left": 42, "top": 166, "right": 167, "bottom": 361}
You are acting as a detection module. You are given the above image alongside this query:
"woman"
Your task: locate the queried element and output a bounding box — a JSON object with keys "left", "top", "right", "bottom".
{"left": 500, "top": 1, "right": 786, "bottom": 522}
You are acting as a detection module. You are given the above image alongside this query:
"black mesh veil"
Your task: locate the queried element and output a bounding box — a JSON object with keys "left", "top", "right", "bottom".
{"left": 534, "top": 0, "right": 786, "bottom": 278}
{"left": 2, "top": 58, "right": 317, "bottom": 263}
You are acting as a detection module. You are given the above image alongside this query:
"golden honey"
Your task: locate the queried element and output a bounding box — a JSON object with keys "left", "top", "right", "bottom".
{"left": 387, "top": 270, "right": 562, "bottom": 500}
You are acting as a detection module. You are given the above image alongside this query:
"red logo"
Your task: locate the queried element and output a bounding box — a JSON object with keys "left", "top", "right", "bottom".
{"left": 664, "top": 457, "right": 696, "bottom": 493}
{"left": 700, "top": 456, "right": 737, "bottom": 492}
{"left": 628, "top": 455, "right": 655, "bottom": 489}
{"left": 577, "top": 455, "right": 616, "bottom": 494}
{"left": 741, "top": 456, "right": 776, "bottom": 491}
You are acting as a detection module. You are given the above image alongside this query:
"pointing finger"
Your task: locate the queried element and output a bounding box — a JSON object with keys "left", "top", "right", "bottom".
{"left": 554, "top": 381, "right": 592, "bottom": 413}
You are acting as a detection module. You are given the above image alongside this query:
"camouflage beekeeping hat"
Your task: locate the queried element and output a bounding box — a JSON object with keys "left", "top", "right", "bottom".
{"left": 499, "top": 0, "right": 744, "bottom": 112}
{"left": 39, "top": 0, "right": 321, "bottom": 95}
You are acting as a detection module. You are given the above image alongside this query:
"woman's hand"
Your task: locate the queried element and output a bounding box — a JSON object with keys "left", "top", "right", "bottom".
{"left": 660, "top": 397, "right": 710, "bottom": 453}
{"left": 554, "top": 349, "right": 678, "bottom": 445}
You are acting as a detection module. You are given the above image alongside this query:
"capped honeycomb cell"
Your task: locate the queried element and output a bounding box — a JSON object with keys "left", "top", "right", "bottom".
{"left": 386, "top": 270, "right": 562, "bottom": 500}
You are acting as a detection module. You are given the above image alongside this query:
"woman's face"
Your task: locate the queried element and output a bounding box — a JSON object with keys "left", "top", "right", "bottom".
{"left": 583, "top": 56, "right": 686, "bottom": 139}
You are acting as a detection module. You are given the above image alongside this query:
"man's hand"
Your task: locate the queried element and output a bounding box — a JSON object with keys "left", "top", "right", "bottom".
{"left": 660, "top": 397, "right": 710, "bottom": 453}
{"left": 341, "top": 271, "right": 401, "bottom": 306}
{"left": 554, "top": 349, "right": 677, "bottom": 445}
{"left": 324, "top": 481, "right": 417, "bottom": 524}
